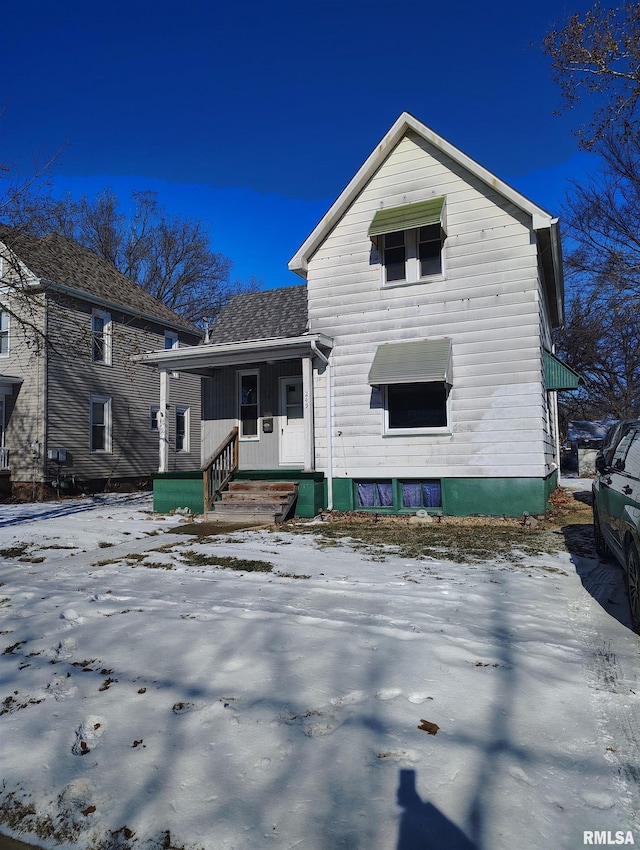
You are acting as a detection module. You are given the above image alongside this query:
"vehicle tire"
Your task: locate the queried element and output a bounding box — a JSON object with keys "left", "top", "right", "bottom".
{"left": 625, "top": 543, "right": 640, "bottom": 635}
{"left": 593, "top": 507, "right": 610, "bottom": 559}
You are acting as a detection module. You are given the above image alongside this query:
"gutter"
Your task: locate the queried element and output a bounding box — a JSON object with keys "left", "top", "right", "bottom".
{"left": 310, "top": 340, "right": 333, "bottom": 512}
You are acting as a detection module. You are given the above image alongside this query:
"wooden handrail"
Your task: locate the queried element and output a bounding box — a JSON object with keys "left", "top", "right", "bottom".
{"left": 202, "top": 427, "right": 239, "bottom": 510}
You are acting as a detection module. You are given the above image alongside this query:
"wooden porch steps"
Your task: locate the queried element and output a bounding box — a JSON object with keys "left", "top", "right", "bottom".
{"left": 206, "top": 480, "right": 298, "bottom": 524}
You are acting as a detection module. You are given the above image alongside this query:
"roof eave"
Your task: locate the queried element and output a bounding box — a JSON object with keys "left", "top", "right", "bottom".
{"left": 288, "top": 111, "right": 556, "bottom": 275}
{"left": 41, "top": 279, "right": 200, "bottom": 338}
{"left": 137, "top": 333, "right": 334, "bottom": 374}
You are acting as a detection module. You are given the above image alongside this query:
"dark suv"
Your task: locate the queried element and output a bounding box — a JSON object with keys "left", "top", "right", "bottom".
{"left": 592, "top": 423, "right": 640, "bottom": 633}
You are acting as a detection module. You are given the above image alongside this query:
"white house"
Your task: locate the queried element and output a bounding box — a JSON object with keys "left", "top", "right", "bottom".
{"left": 142, "top": 112, "right": 579, "bottom": 517}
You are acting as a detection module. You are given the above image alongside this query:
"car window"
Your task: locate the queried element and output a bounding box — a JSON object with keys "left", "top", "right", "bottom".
{"left": 622, "top": 433, "right": 640, "bottom": 477}
{"left": 612, "top": 432, "right": 636, "bottom": 469}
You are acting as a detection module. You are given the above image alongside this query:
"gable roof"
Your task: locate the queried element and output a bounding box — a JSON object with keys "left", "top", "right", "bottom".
{"left": 0, "top": 224, "right": 198, "bottom": 335}
{"left": 207, "top": 284, "right": 308, "bottom": 344}
{"left": 287, "top": 112, "right": 564, "bottom": 326}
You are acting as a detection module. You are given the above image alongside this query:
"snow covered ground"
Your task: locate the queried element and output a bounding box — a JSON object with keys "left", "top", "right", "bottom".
{"left": 0, "top": 491, "right": 639, "bottom": 850}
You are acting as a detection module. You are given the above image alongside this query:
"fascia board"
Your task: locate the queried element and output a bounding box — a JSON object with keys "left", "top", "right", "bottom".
{"left": 288, "top": 111, "right": 555, "bottom": 276}
{"left": 137, "top": 334, "right": 334, "bottom": 370}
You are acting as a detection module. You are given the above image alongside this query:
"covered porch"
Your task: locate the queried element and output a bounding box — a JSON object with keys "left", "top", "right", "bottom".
{"left": 140, "top": 333, "right": 333, "bottom": 519}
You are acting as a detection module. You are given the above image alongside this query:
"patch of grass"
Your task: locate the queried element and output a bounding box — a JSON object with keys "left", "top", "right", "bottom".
{"left": 97, "top": 541, "right": 114, "bottom": 548}
{"left": 181, "top": 550, "right": 274, "bottom": 572}
{"left": 0, "top": 543, "right": 30, "bottom": 558}
{"left": 276, "top": 571, "right": 311, "bottom": 579}
{"left": 288, "top": 517, "right": 563, "bottom": 562}
{"left": 169, "top": 520, "right": 266, "bottom": 536}
{"left": 18, "top": 556, "right": 46, "bottom": 563}
{"left": 141, "top": 561, "right": 174, "bottom": 570}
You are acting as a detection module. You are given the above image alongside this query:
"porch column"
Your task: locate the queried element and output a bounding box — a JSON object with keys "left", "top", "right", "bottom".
{"left": 302, "top": 355, "right": 315, "bottom": 472}
{"left": 159, "top": 368, "right": 170, "bottom": 473}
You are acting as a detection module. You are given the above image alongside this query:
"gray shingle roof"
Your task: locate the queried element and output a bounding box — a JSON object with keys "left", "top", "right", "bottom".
{"left": 207, "top": 285, "right": 308, "bottom": 344}
{"left": 0, "top": 224, "right": 198, "bottom": 334}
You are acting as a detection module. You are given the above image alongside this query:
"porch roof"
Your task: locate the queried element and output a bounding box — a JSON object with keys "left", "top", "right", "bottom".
{"left": 138, "top": 333, "right": 334, "bottom": 376}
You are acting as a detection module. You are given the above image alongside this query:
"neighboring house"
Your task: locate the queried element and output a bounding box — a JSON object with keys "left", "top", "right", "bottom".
{"left": 0, "top": 225, "right": 201, "bottom": 496}
{"left": 142, "top": 112, "right": 579, "bottom": 517}
{"left": 564, "top": 420, "right": 612, "bottom": 476}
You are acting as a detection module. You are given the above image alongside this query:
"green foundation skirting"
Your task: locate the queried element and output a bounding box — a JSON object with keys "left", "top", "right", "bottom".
{"left": 152, "top": 471, "right": 204, "bottom": 515}
{"left": 332, "top": 471, "right": 558, "bottom": 517}
{"left": 152, "top": 469, "right": 558, "bottom": 518}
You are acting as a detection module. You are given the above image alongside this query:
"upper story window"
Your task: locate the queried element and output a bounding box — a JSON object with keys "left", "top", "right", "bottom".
{"left": 165, "top": 331, "right": 179, "bottom": 350}
{"left": 369, "top": 197, "right": 447, "bottom": 286}
{"left": 0, "top": 309, "right": 9, "bottom": 357}
{"left": 91, "top": 310, "right": 112, "bottom": 365}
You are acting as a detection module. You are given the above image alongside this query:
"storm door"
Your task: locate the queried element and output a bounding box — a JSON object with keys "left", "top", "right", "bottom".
{"left": 279, "top": 377, "right": 304, "bottom": 465}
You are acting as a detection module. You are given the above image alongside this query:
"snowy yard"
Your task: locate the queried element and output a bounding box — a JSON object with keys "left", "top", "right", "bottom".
{"left": 0, "top": 489, "right": 639, "bottom": 849}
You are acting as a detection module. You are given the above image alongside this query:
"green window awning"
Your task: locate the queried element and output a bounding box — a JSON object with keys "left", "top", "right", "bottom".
{"left": 368, "top": 197, "right": 446, "bottom": 239}
{"left": 544, "top": 351, "right": 582, "bottom": 391}
{"left": 368, "top": 338, "right": 452, "bottom": 386}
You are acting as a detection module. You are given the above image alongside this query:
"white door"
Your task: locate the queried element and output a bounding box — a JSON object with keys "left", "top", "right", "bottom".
{"left": 280, "top": 377, "right": 304, "bottom": 465}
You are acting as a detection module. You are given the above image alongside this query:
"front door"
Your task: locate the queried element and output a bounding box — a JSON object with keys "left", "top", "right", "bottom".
{"left": 280, "top": 377, "right": 304, "bottom": 465}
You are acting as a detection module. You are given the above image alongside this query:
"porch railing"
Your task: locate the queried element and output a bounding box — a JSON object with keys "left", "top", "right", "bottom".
{"left": 202, "top": 427, "right": 239, "bottom": 510}
{"left": 0, "top": 447, "right": 8, "bottom": 471}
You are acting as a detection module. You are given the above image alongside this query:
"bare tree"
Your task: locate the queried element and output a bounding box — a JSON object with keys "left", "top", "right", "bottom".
{"left": 7, "top": 189, "right": 258, "bottom": 326}
{"left": 543, "top": 1, "right": 640, "bottom": 147}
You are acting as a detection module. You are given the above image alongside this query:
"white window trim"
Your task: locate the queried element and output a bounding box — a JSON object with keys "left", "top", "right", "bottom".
{"left": 92, "top": 309, "right": 112, "bottom": 365}
{"left": 175, "top": 405, "right": 190, "bottom": 453}
{"left": 379, "top": 228, "right": 446, "bottom": 288}
{"left": 90, "top": 394, "right": 112, "bottom": 453}
{"left": 382, "top": 383, "right": 452, "bottom": 437}
{"left": 0, "top": 309, "right": 9, "bottom": 358}
{"left": 238, "top": 369, "right": 260, "bottom": 441}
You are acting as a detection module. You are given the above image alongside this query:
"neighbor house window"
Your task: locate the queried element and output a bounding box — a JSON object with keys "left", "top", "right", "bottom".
{"left": 0, "top": 310, "right": 9, "bottom": 356}
{"left": 369, "top": 198, "right": 446, "bottom": 286}
{"left": 90, "top": 395, "right": 112, "bottom": 453}
{"left": 164, "top": 331, "right": 178, "bottom": 350}
{"left": 175, "top": 405, "right": 190, "bottom": 452}
{"left": 150, "top": 405, "right": 160, "bottom": 431}
{"left": 238, "top": 371, "right": 259, "bottom": 439}
{"left": 91, "top": 310, "right": 112, "bottom": 364}
{"left": 386, "top": 382, "right": 449, "bottom": 431}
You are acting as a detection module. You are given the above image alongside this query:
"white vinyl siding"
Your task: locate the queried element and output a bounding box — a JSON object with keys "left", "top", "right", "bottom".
{"left": 305, "top": 130, "right": 551, "bottom": 480}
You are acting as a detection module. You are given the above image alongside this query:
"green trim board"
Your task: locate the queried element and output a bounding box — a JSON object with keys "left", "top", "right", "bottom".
{"left": 368, "top": 197, "right": 445, "bottom": 238}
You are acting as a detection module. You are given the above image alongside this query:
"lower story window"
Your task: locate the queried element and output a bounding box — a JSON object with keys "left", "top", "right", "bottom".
{"left": 176, "top": 405, "right": 190, "bottom": 453}
{"left": 401, "top": 480, "right": 442, "bottom": 508}
{"left": 355, "top": 479, "right": 442, "bottom": 511}
{"left": 239, "top": 371, "right": 259, "bottom": 439}
{"left": 387, "top": 382, "right": 448, "bottom": 430}
{"left": 356, "top": 481, "right": 393, "bottom": 508}
{"left": 90, "top": 395, "right": 111, "bottom": 453}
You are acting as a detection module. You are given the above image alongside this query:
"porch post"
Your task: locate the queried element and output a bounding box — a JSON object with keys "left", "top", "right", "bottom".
{"left": 159, "top": 368, "right": 170, "bottom": 473}
{"left": 302, "top": 355, "right": 315, "bottom": 472}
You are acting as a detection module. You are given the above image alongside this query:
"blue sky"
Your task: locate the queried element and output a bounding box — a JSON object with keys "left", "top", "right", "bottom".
{"left": 1, "top": 0, "right": 602, "bottom": 290}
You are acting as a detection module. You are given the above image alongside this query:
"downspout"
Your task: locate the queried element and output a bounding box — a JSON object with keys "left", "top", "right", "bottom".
{"left": 310, "top": 340, "right": 333, "bottom": 511}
